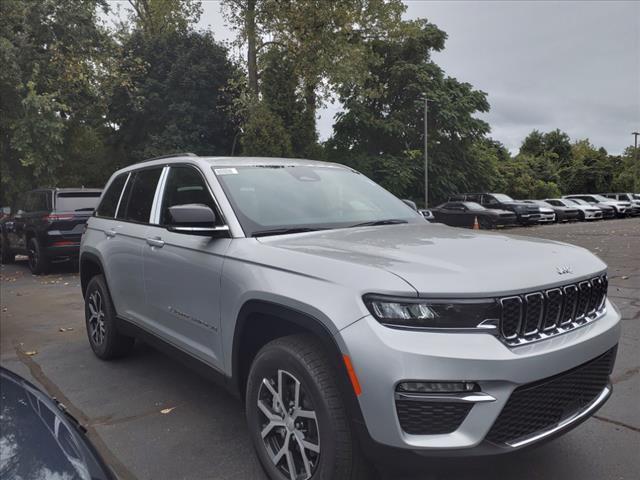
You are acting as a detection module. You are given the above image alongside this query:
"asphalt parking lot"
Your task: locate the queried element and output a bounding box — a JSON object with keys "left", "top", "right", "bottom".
{"left": 1, "top": 218, "right": 639, "bottom": 480}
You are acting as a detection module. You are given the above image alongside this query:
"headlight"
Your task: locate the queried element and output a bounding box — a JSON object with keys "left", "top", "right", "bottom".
{"left": 363, "top": 295, "right": 500, "bottom": 329}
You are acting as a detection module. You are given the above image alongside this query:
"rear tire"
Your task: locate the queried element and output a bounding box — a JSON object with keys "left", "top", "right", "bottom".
{"left": 246, "top": 334, "right": 371, "bottom": 480}
{"left": 84, "top": 274, "right": 135, "bottom": 360}
{"left": 27, "top": 237, "right": 48, "bottom": 274}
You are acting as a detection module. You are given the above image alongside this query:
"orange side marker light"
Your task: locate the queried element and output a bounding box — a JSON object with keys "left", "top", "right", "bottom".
{"left": 343, "top": 354, "right": 362, "bottom": 396}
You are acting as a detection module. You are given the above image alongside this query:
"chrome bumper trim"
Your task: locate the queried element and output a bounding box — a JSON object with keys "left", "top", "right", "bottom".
{"left": 395, "top": 392, "right": 496, "bottom": 403}
{"left": 505, "top": 383, "right": 612, "bottom": 448}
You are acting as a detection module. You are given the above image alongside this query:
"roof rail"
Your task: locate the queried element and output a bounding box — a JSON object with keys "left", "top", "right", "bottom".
{"left": 140, "top": 152, "right": 198, "bottom": 163}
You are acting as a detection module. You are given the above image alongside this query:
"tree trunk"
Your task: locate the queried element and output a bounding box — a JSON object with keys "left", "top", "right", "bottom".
{"left": 246, "top": 0, "right": 258, "bottom": 95}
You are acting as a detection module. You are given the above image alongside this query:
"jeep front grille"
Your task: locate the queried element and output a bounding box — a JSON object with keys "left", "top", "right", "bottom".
{"left": 499, "top": 275, "right": 607, "bottom": 346}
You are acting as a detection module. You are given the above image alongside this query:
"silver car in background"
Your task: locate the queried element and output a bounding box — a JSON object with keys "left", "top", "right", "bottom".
{"left": 80, "top": 155, "right": 620, "bottom": 480}
{"left": 546, "top": 198, "right": 603, "bottom": 221}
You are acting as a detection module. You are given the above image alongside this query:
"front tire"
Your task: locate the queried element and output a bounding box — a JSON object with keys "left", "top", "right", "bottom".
{"left": 246, "top": 334, "right": 369, "bottom": 480}
{"left": 84, "top": 274, "right": 135, "bottom": 359}
{"left": 27, "top": 237, "right": 48, "bottom": 274}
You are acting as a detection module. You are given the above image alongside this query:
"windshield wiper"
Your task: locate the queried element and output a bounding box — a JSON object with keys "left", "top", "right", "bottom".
{"left": 349, "top": 219, "right": 408, "bottom": 228}
{"left": 252, "top": 227, "right": 326, "bottom": 238}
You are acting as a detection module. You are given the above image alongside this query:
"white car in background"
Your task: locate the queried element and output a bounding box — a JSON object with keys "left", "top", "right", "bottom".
{"left": 545, "top": 198, "right": 603, "bottom": 221}
{"left": 564, "top": 194, "right": 630, "bottom": 218}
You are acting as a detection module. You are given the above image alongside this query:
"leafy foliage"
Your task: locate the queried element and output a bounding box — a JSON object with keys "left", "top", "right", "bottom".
{"left": 0, "top": 0, "right": 111, "bottom": 205}
{"left": 327, "top": 20, "right": 491, "bottom": 205}
{"left": 108, "top": 29, "right": 239, "bottom": 163}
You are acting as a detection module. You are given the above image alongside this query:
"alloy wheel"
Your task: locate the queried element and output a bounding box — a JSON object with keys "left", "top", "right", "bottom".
{"left": 257, "top": 369, "right": 320, "bottom": 480}
{"left": 87, "top": 290, "right": 106, "bottom": 345}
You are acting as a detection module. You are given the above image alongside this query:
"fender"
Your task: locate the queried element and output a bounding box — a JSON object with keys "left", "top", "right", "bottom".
{"left": 79, "top": 251, "right": 105, "bottom": 298}
{"left": 231, "top": 299, "right": 367, "bottom": 430}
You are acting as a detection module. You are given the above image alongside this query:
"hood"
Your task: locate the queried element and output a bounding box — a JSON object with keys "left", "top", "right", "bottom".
{"left": 258, "top": 223, "right": 606, "bottom": 297}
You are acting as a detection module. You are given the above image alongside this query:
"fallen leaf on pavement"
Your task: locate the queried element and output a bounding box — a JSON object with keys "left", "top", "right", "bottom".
{"left": 25, "top": 351, "right": 37, "bottom": 356}
{"left": 59, "top": 327, "right": 74, "bottom": 332}
{"left": 160, "top": 407, "right": 176, "bottom": 414}
{"left": 621, "top": 276, "right": 629, "bottom": 280}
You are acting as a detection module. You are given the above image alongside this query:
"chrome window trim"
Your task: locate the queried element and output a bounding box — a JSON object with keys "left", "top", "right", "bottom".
{"left": 149, "top": 166, "right": 170, "bottom": 225}
{"left": 113, "top": 172, "right": 131, "bottom": 219}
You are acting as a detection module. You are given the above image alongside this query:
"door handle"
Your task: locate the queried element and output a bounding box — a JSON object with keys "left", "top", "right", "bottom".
{"left": 104, "top": 229, "right": 117, "bottom": 238}
{"left": 146, "top": 237, "right": 165, "bottom": 248}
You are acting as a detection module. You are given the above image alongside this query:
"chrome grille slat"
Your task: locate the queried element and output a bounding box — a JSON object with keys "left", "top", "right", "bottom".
{"left": 498, "top": 275, "right": 607, "bottom": 346}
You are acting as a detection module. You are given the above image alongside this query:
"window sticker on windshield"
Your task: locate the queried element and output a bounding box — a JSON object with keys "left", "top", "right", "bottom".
{"left": 214, "top": 168, "right": 238, "bottom": 175}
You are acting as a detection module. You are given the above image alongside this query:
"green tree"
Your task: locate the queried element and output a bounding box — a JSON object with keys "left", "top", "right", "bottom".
{"left": 0, "top": 0, "right": 111, "bottom": 206}
{"left": 125, "top": 0, "right": 202, "bottom": 35}
{"left": 221, "top": 0, "right": 408, "bottom": 156}
{"left": 328, "top": 20, "right": 490, "bottom": 205}
{"left": 107, "top": 29, "right": 239, "bottom": 163}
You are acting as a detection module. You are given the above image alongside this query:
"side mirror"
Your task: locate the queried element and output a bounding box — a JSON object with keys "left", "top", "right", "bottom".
{"left": 402, "top": 199, "right": 418, "bottom": 211}
{"left": 167, "top": 204, "right": 229, "bottom": 236}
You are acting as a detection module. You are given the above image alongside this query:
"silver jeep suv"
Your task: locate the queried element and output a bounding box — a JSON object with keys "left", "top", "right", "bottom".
{"left": 80, "top": 155, "right": 620, "bottom": 479}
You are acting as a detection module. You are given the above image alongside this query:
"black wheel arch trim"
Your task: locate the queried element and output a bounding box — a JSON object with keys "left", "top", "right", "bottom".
{"left": 232, "top": 299, "right": 369, "bottom": 437}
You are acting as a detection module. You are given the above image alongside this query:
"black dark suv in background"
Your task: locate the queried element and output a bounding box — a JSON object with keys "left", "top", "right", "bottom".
{"left": 449, "top": 193, "right": 541, "bottom": 225}
{"left": 0, "top": 188, "right": 102, "bottom": 273}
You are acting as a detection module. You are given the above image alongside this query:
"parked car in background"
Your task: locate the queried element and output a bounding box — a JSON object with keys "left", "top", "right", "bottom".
{"left": 80, "top": 155, "right": 620, "bottom": 478}
{"left": 602, "top": 193, "right": 640, "bottom": 216}
{"left": 448, "top": 193, "right": 540, "bottom": 225}
{"left": 0, "top": 188, "right": 102, "bottom": 273}
{"left": 0, "top": 206, "right": 10, "bottom": 220}
{"left": 521, "top": 200, "right": 555, "bottom": 223}
{"left": 564, "top": 194, "right": 630, "bottom": 218}
{"left": 545, "top": 198, "right": 603, "bottom": 221}
{"left": 0, "top": 367, "right": 115, "bottom": 480}
{"left": 431, "top": 201, "right": 517, "bottom": 228}
{"left": 564, "top": 198, "right": 615, "bottom": 219}
{"left": 418, "top": 209, "right": 435, "bottom": 222}
{"left": 524, "top": 200, "right": 579, "bottom": 223}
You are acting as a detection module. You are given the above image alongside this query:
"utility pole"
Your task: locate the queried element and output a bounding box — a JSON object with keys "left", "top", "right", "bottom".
{"left": 424, "top": 99, "right": 429, "bottom": 208}
{"left": 633, "top": 131, "right": 639, "bottom": 192}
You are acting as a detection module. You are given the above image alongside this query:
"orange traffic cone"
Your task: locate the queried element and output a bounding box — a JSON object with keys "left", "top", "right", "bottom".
{"left": 472, "top": 216, "right": 480, "bottom": 230}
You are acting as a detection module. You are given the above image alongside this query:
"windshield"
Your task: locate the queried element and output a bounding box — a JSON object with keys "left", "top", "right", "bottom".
{"left": 492, "top": 194, "right": 514, "bottom": 202}
{"left": 213, "top": 165, "right": 421, "bottom": 236}
{"left": 568, "top": 198, "right": 588, "bottom": 205}
{"left": 463, "top": 202, "right": 484, "bottom": 211}
{"left": 591, "top": 194, "right": 610, "bottom": 202}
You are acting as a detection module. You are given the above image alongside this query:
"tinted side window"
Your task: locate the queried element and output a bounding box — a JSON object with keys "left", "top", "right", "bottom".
{"left": 160, "top": 166, "right": 218, "bottom": 225}
{"left": 121, "top": 168, "right": 162, "bottom": 223}
{"left": 26, "top": 192, "right": 49, "bottom": 212}
{"left": 96, "top": 174, "right": 128, "bottom": 218}
{"left": 483, "top": 195, "right": 498, "bottom": 205}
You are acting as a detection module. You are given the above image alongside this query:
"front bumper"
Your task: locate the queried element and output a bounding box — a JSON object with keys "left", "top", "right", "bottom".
{"left": 517, "top": 213, "right": 541, "bottom": 224}
{"left": 337, "top": 300, "right": 620, "bottom": 454}
{"left": 537, "top": 213, "right": 556, "bottom": 223}
{"left": 584, "top": 210, "right": 603, "bottom": 220}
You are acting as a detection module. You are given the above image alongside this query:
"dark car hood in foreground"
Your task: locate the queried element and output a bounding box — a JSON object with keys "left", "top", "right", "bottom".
{"left": 0, "top": 368, "right": 113, "bottom": 480}
{"left": 259, "top": 223, "right": 606, "bottom": 296}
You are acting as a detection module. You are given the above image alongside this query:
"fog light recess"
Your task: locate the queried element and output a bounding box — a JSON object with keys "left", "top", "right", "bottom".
{"left": 397, "top": 381, "right": 478, "bottom": 394}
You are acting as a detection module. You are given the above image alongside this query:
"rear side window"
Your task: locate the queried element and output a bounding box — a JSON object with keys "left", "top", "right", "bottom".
{"left": 96, "top": 174, "right": 128, "bottom": 218}
{"left": 55, "top": 192, "right": 101, "bottom": 212}
{"left": 160, "top": 166, "right": 218, "bottom": 225}
{"left": 120, "top": 168, "right": 162, "bottom": 223}
{"left": 25, "top": 192, "right": 50, "bottom": 212}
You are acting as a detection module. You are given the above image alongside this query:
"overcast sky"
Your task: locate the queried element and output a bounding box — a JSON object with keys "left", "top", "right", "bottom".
{"left": 110, "top": 0, "right": 640, "bottom": 154}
